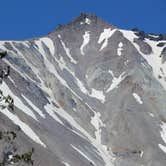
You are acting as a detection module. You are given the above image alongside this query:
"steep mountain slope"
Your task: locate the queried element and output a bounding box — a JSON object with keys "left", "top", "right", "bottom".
{"left": 0, "top": 13, "right": 166, "bottom": 166}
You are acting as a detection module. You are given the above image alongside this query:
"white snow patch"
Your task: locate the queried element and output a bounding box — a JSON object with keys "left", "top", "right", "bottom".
{"left": 0, "top": 41, "right": 6, "bottom": 50}
{"left": 158, "top": 144, "right": 166, "bottom": 153}
{"left": 149, "top": 112, "right": 154, "bottom": 117}
{"left": 40, "top": 37, "right": 55, "bottom": 55}
{"left": 124, "top": 60, "right": 129, "bottom": 66}
{"left": 62, "top": 162, "right": 71, "bottom": 166}
{"left": 80, "top": 31, "right": 90, "bottom": 55}
{"left": 73, "top": 108, "right": 77, "bottom": 112}
{"left": 0, "top": 82, "right": 38, "bottom": 121}
{"left": 58, "top": 56, "right": 67, "bottom": 70}
{"left": 132, "top": 93, "right": 143, "bottom": 104}
{"left": 22, "top": 95, "right": 45, "bottom": 118}
{"left": 117, "top": 42, "right": 123, "bottom": 56}
{"left": 120, "top": 30, "right": 137, "bottom": 42}
{"left": 76, "top": 78, "right": 88, "bottom": 94}
{"left": 44, "top": 103, "right": 64, "bottom": 125}
{"left": 8, "top": 154, "right": 13, "bottom": 160}
{"left": 98, "top": 28, "right": 117, "bottom": 51}
{"left": 35, "top": 40, "right": 45, "bottom": 56}
{"left": 35, "top": 37, "right": 55, "bottom": 57}
{"left": 58, "top": 35, "right": 77, "bottom": 64}
{"left": 8, "top": 76, "right": 16, "bottom": 86}
{"left": 106, "top": 71, "right": 126, "bottom": 92}
{"left": 22, "top": 41, "right": 30, "bottom": 48}
{"left": 1, "top": 108, "right": 46, "bottom": 147}
{"left": 91, "top": 112, "right": 105, "bottom": 144}
{"left": 140, "top": 151, "right": 144, "bottom": 158}
{"left": 71, "top": 144, "right": 96, "bottom": 165}
{"left": 89, "top": 89, "right": 105, "bottom": 103}
{"left": 149, "top": 34, "right": 159, "bottom": 38}
{"left": 160, "top": 122, "right": 166, "bottom": 145}
{"left": 118, "top": 42, "right": 123, "bottom": 47}
{"left": 85, "top": 18, "right": 91, "bottom": 24}
{"left": 80, "top": 18, "right": 91, "bottom": 25}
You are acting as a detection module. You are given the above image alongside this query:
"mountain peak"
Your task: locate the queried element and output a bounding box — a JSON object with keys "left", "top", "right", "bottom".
{"left": 49, "top": 13, "right": 115, "bottom": 34}
{"left": 73, "top": 13, "right": 98, "bottom": 23}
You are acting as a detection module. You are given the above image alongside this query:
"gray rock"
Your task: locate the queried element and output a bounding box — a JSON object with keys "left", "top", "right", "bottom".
{"left": 161, "top": 47, "right": 166, "bottom": 63}
{"left": 134, "top": 38, "right": 152, "bottom": 55}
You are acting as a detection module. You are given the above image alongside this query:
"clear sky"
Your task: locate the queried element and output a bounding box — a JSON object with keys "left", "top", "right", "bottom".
{"left": 0, "top": 0, "right": 166, "bottom": 40}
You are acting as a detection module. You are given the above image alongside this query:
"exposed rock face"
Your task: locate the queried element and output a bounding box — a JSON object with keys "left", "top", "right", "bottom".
{"left": 0, "top": 13, "right": 166, "bottom": 166}
{"left": 161, "top": 47, "right": 166, "bottom": 64}
{"left": 133, "top": 38, "right": 152, "bottom": 55}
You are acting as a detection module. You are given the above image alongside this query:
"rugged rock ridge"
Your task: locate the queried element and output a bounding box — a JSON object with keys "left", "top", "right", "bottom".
{"left": 50, "top": 13, "right": 114, "bottom": 32}
{"left": 0, "top": 14, "right": 166, "bottom": 166}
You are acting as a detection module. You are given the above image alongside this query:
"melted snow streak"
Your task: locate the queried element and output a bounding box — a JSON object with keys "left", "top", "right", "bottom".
{"left": 160, "top": 122, "right": 166, "bottom": 145}
{"left": 58, "top": 35, "right": 77, "bottom": 64}
{"left": 98, "top": 28, "right": 117, "bottom": 51}
{"left": 57, "top": 56, "right": 88, "bottom": 95}
{"left": 132, "top": 93, "right": 143, "bottom": 104}
{"left": 158, "top": 144, "right": 166, "bottom": 153}
{"left": 22, "top": 95, "right": 45, "bottom": 118}
{"left": 91, "top": 112, "right": 105, "bottom": 144}
{"left": 1, "top": 108, "right": 46, "bottom": 148}
{"left": 106, "top": 71, "right": 126, "bottom": 92}
{"left": 71, "top": 144, "right": 96, "bottom": 165}
{"left": 44, "top": 103, "right": 64, "bottom": 125}
{"left": 33, "top": 37, "right": 55, "bottom": 56}
{"left": 62, "top": 162, "right": 71, "bottom": 166}
{"left": 80, "top": 31, "right": 90, "bottom": 55}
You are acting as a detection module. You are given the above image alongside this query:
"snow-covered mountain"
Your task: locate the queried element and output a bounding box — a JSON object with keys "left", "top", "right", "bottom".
{"left": 0, "top": 13, "right": 166, "bottom": 166}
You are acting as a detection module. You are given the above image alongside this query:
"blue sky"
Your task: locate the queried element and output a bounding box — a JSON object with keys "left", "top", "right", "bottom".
{"left": 0, "top": 0, "right": 166, "bottom": 40}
